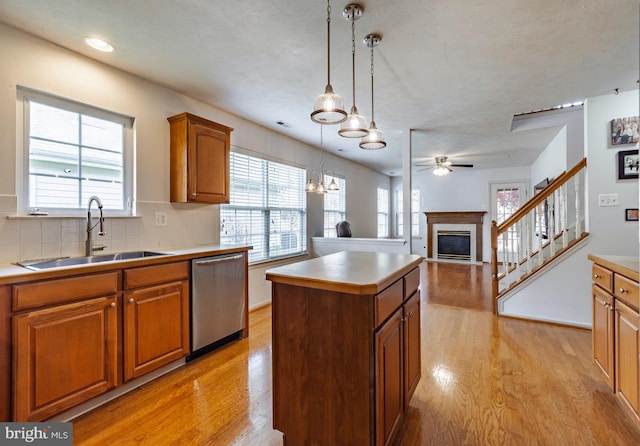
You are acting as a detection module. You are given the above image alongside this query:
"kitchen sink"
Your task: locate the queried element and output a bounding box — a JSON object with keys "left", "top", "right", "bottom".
{"left": 17, "top": 251, "right": 168, "bottom": 271}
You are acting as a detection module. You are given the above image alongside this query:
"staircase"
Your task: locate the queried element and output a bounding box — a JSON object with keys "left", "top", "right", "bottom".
{"left": 490, "top": 158, "right": 588, "bottom": 313}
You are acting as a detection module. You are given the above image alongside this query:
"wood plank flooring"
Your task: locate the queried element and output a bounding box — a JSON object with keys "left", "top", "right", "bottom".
{"left": 71, "top": 261, "right": 640, "bottom": 445}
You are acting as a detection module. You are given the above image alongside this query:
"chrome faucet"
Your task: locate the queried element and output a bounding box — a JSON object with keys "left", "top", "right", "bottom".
{"left": 86, "top": 196, "right": 106, "bottom": 256}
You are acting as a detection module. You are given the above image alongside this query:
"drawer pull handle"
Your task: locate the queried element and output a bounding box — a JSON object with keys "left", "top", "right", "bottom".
{"left": 110, "top": 302, "right": 116, "bottom": 308}
{"left": 594, "top": 274, "right": 601, "bottom": 279}
{"left": 619, "top": 288, "right": 628, "bottom": 294}
{"left": 129, "top": 298, "right": 135, "bottom": 303}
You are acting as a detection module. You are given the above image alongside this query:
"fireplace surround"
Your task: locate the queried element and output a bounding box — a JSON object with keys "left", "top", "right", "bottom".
{"left": 424, "top": 211, "right": 486, "bottom": 263}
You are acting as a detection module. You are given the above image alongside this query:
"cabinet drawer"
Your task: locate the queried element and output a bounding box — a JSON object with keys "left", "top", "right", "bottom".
{"left": 404, "top": 267, "right": 420, "bottom": 299}
{"left": 592, "top": 264, "right": 613, "bottom": 292}
{"left": 13, "top": 272, "right": 120, "bottom": 311}
{"left": 124, "top": 261, "right": 189, "bottom": 289}
{"left": 375, "top": 279, "right": 403, "bottom": 327}
{"left": 614, "top": 274, "right": 639, "bottom": 309}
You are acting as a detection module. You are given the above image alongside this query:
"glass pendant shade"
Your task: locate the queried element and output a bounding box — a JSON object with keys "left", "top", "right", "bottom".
{"left": 433, "top": 166, "right": 452, "bottom": 176}
{"left": 306, "top": 179, "right": 317, "bottom": 192}
{"left": 359, "top": 121, "right": 386, "bottom": 150}
{"left": 338, "top": 105, "right": 368, "bottom": 138}
{"left": 311, "top": 84, "right": 347, "bottom": 124}
{"left": 327, "top": 178, "right": 339, "bottom": 191}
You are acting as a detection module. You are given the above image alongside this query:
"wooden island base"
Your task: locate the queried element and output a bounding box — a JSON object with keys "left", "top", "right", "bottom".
{"left": 266, "top": 251, "right": 423, "bottom": 446}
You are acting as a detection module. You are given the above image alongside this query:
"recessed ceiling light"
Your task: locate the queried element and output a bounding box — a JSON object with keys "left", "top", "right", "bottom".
{"left": 84, "top": 37, "right": 114, "bottom": 52}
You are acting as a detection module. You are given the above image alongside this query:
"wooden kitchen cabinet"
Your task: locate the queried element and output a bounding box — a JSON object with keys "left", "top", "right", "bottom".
{"left": 268, "top": 252, "right": 423, "bottom": 446}
{"left": 615, "top": 299, "right": 640, "bottom": 424}
{"left": 403, "top": 289, "right": 421, "bottom": 408}
{"left": 592, "top": 284, "right": 615, "bottom": 389}
{"left": 375, "top": 307, "right": 404, "bottom": 446}
{"left": 589, "top": 254, "right": 640, "bottom": 430}
{"left": 167, "top": 112, "right": 233, "bottom": 204}
{"left": 123, "top": 262, "right": 190, "bottom": 382}
{"left": 12, "top": 276, "right": 119, "bottom": 421}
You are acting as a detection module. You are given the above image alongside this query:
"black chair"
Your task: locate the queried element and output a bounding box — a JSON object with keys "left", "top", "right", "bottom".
{"left": 335, "top": 221, "right": 353, "bottom": 237}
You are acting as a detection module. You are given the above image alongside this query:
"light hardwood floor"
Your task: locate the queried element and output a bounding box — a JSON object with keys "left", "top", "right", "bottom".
{"left": 72, "top": 261, "right": 640, "bottom": 445}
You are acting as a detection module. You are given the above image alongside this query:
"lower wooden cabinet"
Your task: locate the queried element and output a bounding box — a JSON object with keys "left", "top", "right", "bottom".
{"left": 375, "top": 308, "right": 404, "bottom": 446}
{"left": 615, "top": 299, "right": 640, "bottom": 423}
{"left": 124, "top": 280, "right": 189, "bottom": 381}
{"left": 403, "top": 290, "right": 422, "bottom": 407}
{"left": 592, "top": 285, "right": 615, "bottom": 389}
{"left": 13, "top": 295, "right": 118, "bottom": 421}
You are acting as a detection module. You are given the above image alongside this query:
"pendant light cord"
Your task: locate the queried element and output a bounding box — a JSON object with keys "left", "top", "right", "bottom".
{"left": 351, "top": 19, "right": 356, "bottom": 106}
{"left": 326, "top": 0, "right": 331, "bottom": 86}
{"left": 370, "top": 45, "right": 375, "bottom": 122}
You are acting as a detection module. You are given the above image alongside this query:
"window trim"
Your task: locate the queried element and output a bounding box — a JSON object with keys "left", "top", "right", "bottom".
{"left": 323, "top": 173, "right": 346, "bottom": 237}
{"left": 17, "top": 86, "right": 134, "bottom": 216}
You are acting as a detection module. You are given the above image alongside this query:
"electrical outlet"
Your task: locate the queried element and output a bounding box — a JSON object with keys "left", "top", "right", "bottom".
{"left": 154, "top": 212, "right": 167, "bottom": 226}
{"left": 598, "top": 193, "right": 619, "bottom": 207}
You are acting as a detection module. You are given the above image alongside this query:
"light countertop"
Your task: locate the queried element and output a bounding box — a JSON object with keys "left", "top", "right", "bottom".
{"left": 0, "top": 244, "right": 252, "bottom": 285}
{"left": 587, "top": 254, "right": 639, "bottom": 282}
{"left": 266, "top": 251, "right": 423, "bottom": 295}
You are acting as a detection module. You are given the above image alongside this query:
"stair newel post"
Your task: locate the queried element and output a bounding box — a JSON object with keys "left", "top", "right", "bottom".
{"left": 491, "top": 220, "right": 499, "bottom": 306}
{"left": 526, "top": 208, "right": 532, "bottom": 274}
{"left": 549, "top": 190, "right": 556, "bottom": 257}
{"left": 575, "top": 172, "right": 582, "bottom": 236}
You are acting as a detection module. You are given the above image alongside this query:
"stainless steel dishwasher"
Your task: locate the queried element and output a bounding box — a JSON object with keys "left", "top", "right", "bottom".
{"left": 187, "top": 252, "right": 246, "bottom": 361}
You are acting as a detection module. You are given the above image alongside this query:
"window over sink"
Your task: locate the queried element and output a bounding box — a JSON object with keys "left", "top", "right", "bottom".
{"left": 18, "top": 87, "right": 134, "bottom": 215}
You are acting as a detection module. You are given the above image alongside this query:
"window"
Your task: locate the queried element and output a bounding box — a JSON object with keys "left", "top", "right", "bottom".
{"left": 20, "top": 88, "right": 133, "bottom": 214}
{"left": 220, "top": 151, "right": 307, "bottom": 263}
{"left": 411, "top": 189, "right": 421, "bottom": 237}
{"left": 377, "top": 188, "right": 389, "bottom": 237}
{"left": 396, "top": 189, "right": 421, "bottom": 237}
{"left": 323, "top": 174, "right": 346, "bottom": 237}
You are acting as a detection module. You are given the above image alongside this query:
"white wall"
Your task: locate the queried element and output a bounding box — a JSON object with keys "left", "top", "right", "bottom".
{"left": 502, "top": 90, "right": 639, "bottom": 327}
{"left": 0, "top": 23, "right": 390, "bottom": 309}
{"left": 412, "top": 165, "right": 531, "bottom": 261}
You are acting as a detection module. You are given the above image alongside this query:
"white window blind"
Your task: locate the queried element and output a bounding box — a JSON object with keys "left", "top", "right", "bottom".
{"left": 377, "top": 188, "right": 389, "bottom": 237}
{"left": 21, "top": 88, "right": 133, "bottom": 213}
{"left": 323, "top": 174, "right": 346, "bottom": 237}
{"left": 221, "top": 152, "right": 307, "bottom": 263}
{"left": 396, "top": 189, "right": 421, "bottom": 237}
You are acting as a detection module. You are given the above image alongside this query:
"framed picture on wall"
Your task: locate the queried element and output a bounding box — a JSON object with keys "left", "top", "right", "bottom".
{"left": 611, "top": 116, "right": 640, "bottom": 145}
{"left": 617, "top": 149, "right": 639, "bottom": 179}
{"left": 625, "top": 208, "right": 639, "bottom": 221}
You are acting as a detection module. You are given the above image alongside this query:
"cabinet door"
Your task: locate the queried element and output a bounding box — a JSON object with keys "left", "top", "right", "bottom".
{"left": 13, "top": 295, "right": 118, "bottom": 421}
{"left": 593, "top": 285, "right": 614, "bottom": 389}
{"left": 124, "top": 280, "right": 189, "bottom": 382}
{"left": 188, "top": 120, "right": 230, "bottom": 203}
{"left": 375, "top": 308, "right": 403, "bottom": 446}
{"left": 403, "top": 291, "right": 421, "bottom": 408}
{"left": 615, "top": 299, "right": 640, "bottom": 423}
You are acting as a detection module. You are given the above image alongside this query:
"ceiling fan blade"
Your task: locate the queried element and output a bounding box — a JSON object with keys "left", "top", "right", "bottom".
{"left": 450, "top": 163, "right": 474, "bottom": 168}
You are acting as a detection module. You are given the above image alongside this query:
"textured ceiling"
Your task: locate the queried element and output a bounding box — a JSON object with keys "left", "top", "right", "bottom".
{"left": 0, "top": 0, "right": 638, "bottom": 175}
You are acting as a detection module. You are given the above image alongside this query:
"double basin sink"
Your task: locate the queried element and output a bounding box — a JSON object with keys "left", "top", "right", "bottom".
{"left": 17, "top": 251, "right": 168, "bottom": 271}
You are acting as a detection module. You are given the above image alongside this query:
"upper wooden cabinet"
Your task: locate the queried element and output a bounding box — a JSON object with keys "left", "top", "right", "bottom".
{"left": 167, "top": 113, "right": 233, "bottom": 204}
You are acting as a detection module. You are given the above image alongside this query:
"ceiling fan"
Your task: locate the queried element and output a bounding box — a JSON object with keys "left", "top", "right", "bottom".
{"left": 415, "top": 156, "right": 474, "bottom": 176}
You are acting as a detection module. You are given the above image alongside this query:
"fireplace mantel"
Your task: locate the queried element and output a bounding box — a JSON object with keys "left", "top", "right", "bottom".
{"left": 424, "top": 211, "right": 486, "bottom": 262}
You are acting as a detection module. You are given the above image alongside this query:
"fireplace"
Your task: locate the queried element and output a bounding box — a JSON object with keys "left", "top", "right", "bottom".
{"left": 424, "top": 211, "right": 486, "bottom": 263}
{"left": 437, "top": 230, "right": 471, "bottom": 261}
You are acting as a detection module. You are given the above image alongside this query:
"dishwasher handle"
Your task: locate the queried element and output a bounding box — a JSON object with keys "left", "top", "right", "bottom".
{"left": 194, "top": 254, "right": 244, "bottom": 266}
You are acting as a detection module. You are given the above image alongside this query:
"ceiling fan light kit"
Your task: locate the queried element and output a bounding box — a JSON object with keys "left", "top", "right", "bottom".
{"left": 311, "top": 0, "right": 347, "bottom": 125}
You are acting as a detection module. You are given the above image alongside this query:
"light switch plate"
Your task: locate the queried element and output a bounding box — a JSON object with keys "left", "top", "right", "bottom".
{"left": 155, "top": 212, "right": 167, "bottom": 226}
{"left": 598, "top": 193, "right": 619, "bottom": 207}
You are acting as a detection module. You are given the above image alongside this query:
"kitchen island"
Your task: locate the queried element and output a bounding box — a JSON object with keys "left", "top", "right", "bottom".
{"left": 266, "top": 251, "right": 423, "bottom": 446}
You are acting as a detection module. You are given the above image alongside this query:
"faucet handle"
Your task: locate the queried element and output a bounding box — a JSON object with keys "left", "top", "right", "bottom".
{"left": 98, "top": 231, "right": 106, "bottom": 236}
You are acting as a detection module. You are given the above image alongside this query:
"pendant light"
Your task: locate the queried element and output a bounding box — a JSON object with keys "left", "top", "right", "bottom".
{"left": 307, "top": 126, "right": 340, "bottom": 194}
{"left": 338, "top": 4, "right": 368, "bottom": 138}
{"left": 311, "top": 0, "right": 347, "bottom": 125}
{"left": 359, "top": 34, "right": 386, "bottom": 150}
